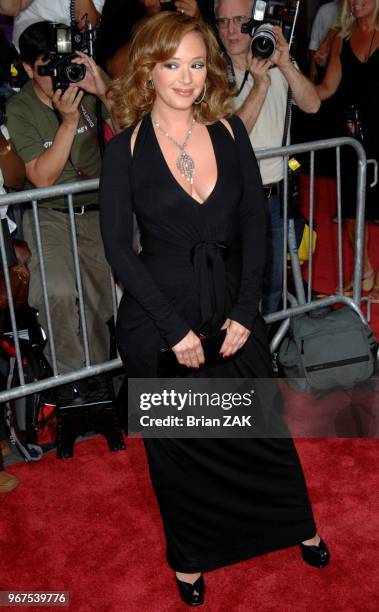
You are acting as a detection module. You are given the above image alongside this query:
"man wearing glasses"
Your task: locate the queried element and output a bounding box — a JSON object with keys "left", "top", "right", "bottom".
{"left": 214, "top": 0, "right": 320, "bottom": 315}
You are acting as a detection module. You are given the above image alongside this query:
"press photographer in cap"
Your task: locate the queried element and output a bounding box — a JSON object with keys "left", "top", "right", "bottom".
{"left": 214, "top": 0, "right": 320, "bottom": 315}
{"left": 6, "top": 19, "right": 114, "bottom": 399}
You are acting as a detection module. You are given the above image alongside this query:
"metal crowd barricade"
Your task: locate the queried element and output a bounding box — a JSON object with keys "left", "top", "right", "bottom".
{"left": 254, "top": 136, "right": 378, "bottom": 353}
{"left": 0, "top": 137, "right": 377, "bottom": 404}
{"left": 0, "top": 180, "right": 122, "bottom": 404}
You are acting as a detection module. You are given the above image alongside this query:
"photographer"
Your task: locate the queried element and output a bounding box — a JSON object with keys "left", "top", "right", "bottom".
{"left": 12, "top": 0, "right": 104, "bottom": 51}
{"left": 214, "top": 0, "right": 319, "bottom": 315}
{"left": 6, "top": 20, "right": 114, "bottom": 382}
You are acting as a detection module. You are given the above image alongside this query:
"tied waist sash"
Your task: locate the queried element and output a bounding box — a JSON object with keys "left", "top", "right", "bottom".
{"left": 190, "top": 240, "right": 230, "bottom": 328}
{"left": 141, "top": 236, "right": 230, "bottom": 329}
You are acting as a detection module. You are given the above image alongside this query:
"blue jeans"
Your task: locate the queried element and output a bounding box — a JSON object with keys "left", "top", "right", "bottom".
{"left": 261, "top": 194, "right": 284, "bottom": 315}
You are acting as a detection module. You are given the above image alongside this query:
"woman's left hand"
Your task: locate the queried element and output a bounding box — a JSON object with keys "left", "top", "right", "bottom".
{"left": 219, "top": 319, "right": 251, "bottom": 358}
{"left": 70, "top": 50, "right": 107, "bottom": 99}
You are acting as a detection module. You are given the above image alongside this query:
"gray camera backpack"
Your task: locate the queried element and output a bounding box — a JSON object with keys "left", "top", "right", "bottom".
{"left": 277, "top": 306, "right": 377, "bottom": 395}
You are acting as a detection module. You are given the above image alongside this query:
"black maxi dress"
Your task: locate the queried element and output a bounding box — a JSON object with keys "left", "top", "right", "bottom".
{"left": 337, "top": 40, "right": 379, "bottom": 219}
{"left": 99, "top": 114, "right": 317, "bottom": 573}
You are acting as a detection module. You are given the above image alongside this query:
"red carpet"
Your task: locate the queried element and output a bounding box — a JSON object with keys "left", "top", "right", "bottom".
{"left": 1, "top": 436, "right": 378, "bottom": 611}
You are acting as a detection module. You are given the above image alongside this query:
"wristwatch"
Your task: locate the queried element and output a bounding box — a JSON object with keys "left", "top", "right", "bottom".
{"left": 0, "top": 139, "right": 11, "bottom": 157}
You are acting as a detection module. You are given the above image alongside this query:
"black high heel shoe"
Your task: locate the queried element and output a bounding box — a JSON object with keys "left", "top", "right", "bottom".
{"left": 299, "top": 537, "right": 330, "bottom": 568}
{"left": 175, "top": 574, "right": 205, "bottom": 607}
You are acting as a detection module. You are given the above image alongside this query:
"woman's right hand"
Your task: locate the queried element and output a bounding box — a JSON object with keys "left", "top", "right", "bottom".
{"left": 172, "top": 330, "right": 205, "bottom": 369}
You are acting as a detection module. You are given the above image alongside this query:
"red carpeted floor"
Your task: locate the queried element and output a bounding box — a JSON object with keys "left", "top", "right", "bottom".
{"left": 1, "top": 436, "right": 379, "bottom": 612}
{"left": 1, "top": 177, "right": 379, "bottom": 611}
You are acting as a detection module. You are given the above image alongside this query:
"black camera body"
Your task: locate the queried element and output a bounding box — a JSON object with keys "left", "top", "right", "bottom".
{"left": 37, "top": 22, "right": 96, "bottom": 91}
{"left": 241, "top": 0, "right": 299, "bottom": 59}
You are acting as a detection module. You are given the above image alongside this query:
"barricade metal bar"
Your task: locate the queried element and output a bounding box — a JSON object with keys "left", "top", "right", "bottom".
{"left": 67, "top": 194, "right": 91, "bottom": 367}
{"left": 31, "top": 200, "right": 58, "bottom": 376}
{"left": 352, "top": 156, "right": 367, "bottom": 304}
{"left": 0, "top": 179, "right": 99, "bottom": 206}
{"left": 255, "top": 136, "right": 366, "bottom": 161}
{"left": 307, "top": 151, "right": 315, "bottom": 302}
{"left": 367, "top": 159, "right": 378, "bottom": 188}
{"left": 269, "top": 292, "right": 299, "bottom": 354}
{"left": 0, "top": 358, "right": 122, "bottom": 403}
{"left": 336, "top": 147, "right": 343, "bottom": 295}
{"left": 267, "top": 294, "right": 366, "bottom": 326}
{"left": 282, "top": 157, "right": 289, "bottom": 310}
{"left": 0, "top": 218, "right": 24, "bottom": 385}
{"left": 288, "top": 218, "right": 305, "bottom": 305}
{"left": 270, "top": 319, "right": 290, "bottom": 354}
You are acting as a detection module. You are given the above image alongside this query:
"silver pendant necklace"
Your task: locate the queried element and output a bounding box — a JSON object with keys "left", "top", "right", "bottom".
{"left": 153, "top": 117, "right": 196, "bottom": 184}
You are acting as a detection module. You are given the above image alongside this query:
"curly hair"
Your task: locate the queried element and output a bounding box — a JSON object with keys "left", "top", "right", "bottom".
{"left": 107, "top": 12, "right": 233, "bottom": 129}
{"left": 339, "top": 0, "right": 379, "bottom": 39}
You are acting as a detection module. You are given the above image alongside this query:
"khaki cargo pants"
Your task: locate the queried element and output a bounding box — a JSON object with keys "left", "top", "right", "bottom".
{"left": 23, "top": 208, "right": 113, "bottom": 374}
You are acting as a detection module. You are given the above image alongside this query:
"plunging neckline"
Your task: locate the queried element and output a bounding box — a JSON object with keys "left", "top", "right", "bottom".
{"left": 348, "top": 39, "right": 379, "bottom": 64}
{"left": 149, "top": 114, "right": 219, "bottom": 206}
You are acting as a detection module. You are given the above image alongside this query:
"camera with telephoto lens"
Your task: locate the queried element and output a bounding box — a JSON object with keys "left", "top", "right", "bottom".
{"left": 241, "top": 0, "right": 299, "bottom": 59}
{"left": 37, "top": 22, "right": 96, "bottom": 91}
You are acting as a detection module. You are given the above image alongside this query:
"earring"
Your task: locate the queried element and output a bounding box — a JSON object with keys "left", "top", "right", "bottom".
{"left": 146, "top": 78, "right": 155, "bottom": 89}
{"left": 194, "top": 83, "right": 207, "bottom": 105}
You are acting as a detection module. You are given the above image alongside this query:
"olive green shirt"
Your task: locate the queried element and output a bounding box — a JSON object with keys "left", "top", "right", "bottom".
{"left": 6, "top": 79, "right": 110, "bottom": 208}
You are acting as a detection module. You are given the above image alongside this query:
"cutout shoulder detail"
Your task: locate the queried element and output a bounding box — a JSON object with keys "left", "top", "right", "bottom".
{"left": 220, "top": 117, "right": 235, "bottom": 140}
{"left": 131, "top": 120, "right": 142, "bottom": 157}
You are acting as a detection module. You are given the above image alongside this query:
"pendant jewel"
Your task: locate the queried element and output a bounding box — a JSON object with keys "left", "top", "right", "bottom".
{"left": 177, "top": 152, "right": 195, "bottom": 184}
{"left": 153, "top": 117, "right": 196, "bottom": 184}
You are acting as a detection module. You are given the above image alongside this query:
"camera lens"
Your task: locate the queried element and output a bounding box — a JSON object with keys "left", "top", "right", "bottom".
{"left": 251, "top": 24, "right": 276, "bottom": 59}
{"left": 65, "top": 63, "right": 86, "bottom": 83}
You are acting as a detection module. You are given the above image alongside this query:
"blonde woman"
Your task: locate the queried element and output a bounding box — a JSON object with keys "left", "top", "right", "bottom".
{"left": 317, "top": 0, "right": 379, "bottom": 297}
{"left": 100, "top": 12, "right": 329, "bottom": 607}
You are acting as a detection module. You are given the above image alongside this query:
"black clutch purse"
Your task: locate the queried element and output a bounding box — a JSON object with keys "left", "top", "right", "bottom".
{"left": 158, "top": 330, "right": 227, "bottom": 377}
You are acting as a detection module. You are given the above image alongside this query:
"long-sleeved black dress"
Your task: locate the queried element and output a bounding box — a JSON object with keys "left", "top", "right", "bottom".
{"left": 337, "top": 40, "right": 379, "bottom": 219}
{"left": 99, "top": 114, "right": 317, "bottom": 573}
